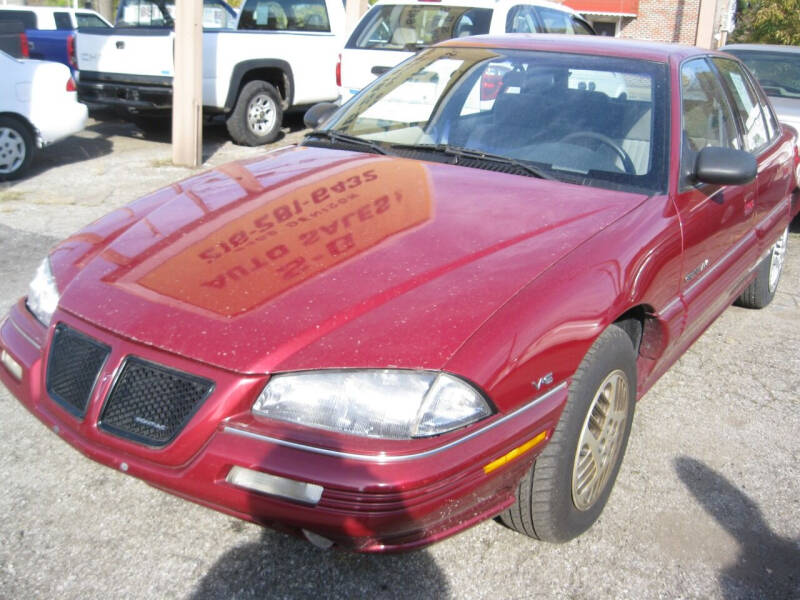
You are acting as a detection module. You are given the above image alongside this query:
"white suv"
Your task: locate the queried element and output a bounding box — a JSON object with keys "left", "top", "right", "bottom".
{"left": 337, "top": 0, "right": 594, "bottom": 103}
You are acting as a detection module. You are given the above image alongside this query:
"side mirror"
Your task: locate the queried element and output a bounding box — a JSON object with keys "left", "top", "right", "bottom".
{"left": 304, "top": 102, "right": 339, "bottom": 130}
{"left": 694, "top": 146, "right": 757, "bottom": 186}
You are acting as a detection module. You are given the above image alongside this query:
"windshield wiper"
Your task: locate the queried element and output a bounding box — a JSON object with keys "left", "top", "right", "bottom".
{"left": 390, "top": 143, "right": 554, "bottom": 180}
{"left": 304, "top": 130, "right": 387, "bottom": 155}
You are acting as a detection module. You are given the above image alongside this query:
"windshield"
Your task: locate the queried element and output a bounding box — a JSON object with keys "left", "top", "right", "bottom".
{"left": 116, "top": 0, "right": 236, "bottom": 28}
{"left": 318, "top": 47, "right": 669, "bottom": 193}
{"left": 347, "top": 5, "right": 492, "bottom": 51}
{"left": 725, "top": 50, "right": 800, "bottom": 99}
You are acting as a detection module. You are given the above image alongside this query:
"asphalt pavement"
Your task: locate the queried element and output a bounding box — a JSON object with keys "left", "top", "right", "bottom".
{"left": 0, "top": 115, "right": 798, "bottom": 600}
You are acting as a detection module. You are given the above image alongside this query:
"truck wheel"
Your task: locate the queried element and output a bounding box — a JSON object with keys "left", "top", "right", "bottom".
{"left": 226, "top": 80, "right": 283, "bottom": 146}
{"left": 736, "top": 226, "right": 788, "bottom": 309}
{"left": 0, "top": 116, "right": 34, "bottom": 181}
{"left": 500, "top": 324, "right": 636, "bottom": 542}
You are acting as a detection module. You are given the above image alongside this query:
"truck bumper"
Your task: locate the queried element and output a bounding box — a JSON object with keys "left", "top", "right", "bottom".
{"left": 77, "top": 72, "right": 173, "bottom": 110}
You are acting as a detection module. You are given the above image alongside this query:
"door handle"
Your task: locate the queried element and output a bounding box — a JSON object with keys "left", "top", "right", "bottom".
{"left": 116, "top": 41, "right": 125, "bottom": 49}
{"left": 371, "top": 66, "right": 390, "bottom": 76}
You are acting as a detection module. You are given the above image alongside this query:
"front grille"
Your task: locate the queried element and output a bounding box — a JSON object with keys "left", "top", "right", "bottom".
{"left": 99, "top": 357, "right": 214, "bottom": 446}
{"left": 46, "top": 324, "right": 110, "bottom": 418}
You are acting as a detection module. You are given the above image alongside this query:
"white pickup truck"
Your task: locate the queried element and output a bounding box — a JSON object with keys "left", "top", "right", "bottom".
{"left": 76, "top": 0, "right": 345, "bottom": 145}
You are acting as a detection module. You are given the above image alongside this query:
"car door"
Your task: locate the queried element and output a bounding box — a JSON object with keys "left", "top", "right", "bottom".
{"left": 711, "top": 56, "right": 792, "bottom": 252}
{"left": 674, "top": 57, "right": 760, "bottom": 343}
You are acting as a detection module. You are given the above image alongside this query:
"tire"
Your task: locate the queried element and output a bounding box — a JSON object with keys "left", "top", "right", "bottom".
{"left": 0, "top": 116, "right": 35, "bottom": 181}
{"left": 736, "top": 226, "right": 788, "bottom": 309}
{"left": 500, "top": 324, "right": 636, "bottom": 542}
{"left": 225, "top": 80, "right": 283, "bottom": 146}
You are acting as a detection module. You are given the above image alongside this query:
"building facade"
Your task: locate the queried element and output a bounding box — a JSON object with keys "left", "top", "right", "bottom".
{"left": 562, "top": 0, "right": 737, "bottom": 48}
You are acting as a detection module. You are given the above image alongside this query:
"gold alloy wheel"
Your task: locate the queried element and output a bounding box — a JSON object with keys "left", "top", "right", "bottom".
{"left": 571, "top": 369, "right": 630, "bottom": 511}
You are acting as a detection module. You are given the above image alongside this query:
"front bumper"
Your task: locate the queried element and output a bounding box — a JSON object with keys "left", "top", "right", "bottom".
{"left": 0, "top": 300, "right": 567, "bottom": 552}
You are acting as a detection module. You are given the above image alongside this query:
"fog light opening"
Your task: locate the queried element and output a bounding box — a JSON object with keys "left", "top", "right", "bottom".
{"left": 0, "top": 348, "right": 22, "bottom": 381}
{"left": 303, "top": 529, "right": 335, "bottom": 549}
{"left": 226, "top": 466, "right": 324, "bottom": 505}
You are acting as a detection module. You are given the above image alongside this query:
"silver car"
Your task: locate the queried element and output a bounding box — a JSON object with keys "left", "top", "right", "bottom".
{"left": 722, "top": 44, "right": 800, "bottom": 134}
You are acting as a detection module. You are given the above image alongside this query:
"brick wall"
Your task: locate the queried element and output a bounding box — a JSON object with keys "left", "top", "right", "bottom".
{"left": 617, "top": 0, "right": 701, "bottom": 44}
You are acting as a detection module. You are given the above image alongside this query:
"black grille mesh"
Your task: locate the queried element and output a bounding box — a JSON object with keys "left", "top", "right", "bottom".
{"left": 46, "top": 324, "right": 110, "bottom": 418}
{"left": 99, "top": 357, "right": 213, "bottom": 446}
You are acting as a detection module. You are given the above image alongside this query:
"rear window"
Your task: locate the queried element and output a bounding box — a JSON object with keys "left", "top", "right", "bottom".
{"left": 725, "top": 49, "right": 800, "bottom": 100}
{"left": 54, "top": 12, "right": 73, "bottom": 30}
{"left": 238, "top": 0, "right": 331, "bottom": 32}
{"left": 76, "top": 13, "right": 110, "bottom": 28}
{"left": 347, "top": 4, "right": 492, "bottom": 50}
{"left": 0, "top": 10, "right": 37, "bottom": 29}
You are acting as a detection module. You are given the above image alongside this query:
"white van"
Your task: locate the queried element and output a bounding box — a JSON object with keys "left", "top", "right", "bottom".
{"left": 337, "top": 0, "right": 594, "bottom": 103}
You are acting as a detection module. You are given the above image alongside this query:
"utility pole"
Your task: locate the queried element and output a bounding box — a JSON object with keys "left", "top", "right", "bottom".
{"left": 695, "top": 0, "right": 719, "bottom": 49}
{"left": 97, "top": 0, "right": 113, "bottom": 22}
{"left": 172, "top": 0, "right": 203, "bottom": 167}
{"left": 345, "top": 0, "right": 369, "bottom": 35}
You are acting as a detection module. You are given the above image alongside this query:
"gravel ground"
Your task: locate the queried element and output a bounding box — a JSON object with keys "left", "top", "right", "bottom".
{"left": 0, "top": 115, "right": 798, "bottom": 600}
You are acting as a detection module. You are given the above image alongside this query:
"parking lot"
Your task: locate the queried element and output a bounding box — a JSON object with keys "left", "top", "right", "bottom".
{"left": 0, "top": 115, "right": 798, "bottom": 600}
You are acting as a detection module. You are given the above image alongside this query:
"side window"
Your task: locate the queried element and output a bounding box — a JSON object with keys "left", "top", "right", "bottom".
{"left": 453, "top": 9, "right": 490, "bottom": 38}
{"left": 571, "top": 17, "right": 594, "bottom": 35}
{"left": 506, "top": 5, "right": 537, "bottom": 33}
{"left": 680, "top": 59, "right": 740, "bottom": 186}
{"left": 535, "top": 6, "right": 574, "bottom": 34}
{"left": 712, "top": 58, "right": 769, "bottom": 152}
{"left": 240, "top": 0, "right": 330, "bottom": 32}
{"left": 54, "top": 12, "right": 74, "bottom": 30}
{"left": 749, "top": 70, "right": 781, "bottom": 141}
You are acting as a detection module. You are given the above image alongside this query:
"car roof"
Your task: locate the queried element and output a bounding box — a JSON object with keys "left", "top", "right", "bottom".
{"left": 371, "top": 0, "right": 583, "bottom": 17}
{"left": 439, "top": 34, "right": 728, "bottom": 62}
{"left": 722, "top": 44, "right": 800, "bottom": 55}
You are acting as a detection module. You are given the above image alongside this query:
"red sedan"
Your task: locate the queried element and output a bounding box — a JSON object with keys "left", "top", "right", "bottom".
{"left": 1, "top": 36, "right": 796, "bottom": 552}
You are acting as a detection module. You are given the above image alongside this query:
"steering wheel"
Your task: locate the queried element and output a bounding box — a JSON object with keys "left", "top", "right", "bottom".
{"left": 559, "top": 131, "right": 636, "bottom": 175}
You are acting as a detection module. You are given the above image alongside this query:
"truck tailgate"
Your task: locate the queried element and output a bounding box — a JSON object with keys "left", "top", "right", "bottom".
{"left": 77, "top": 29, "right": 173, "bottom": 77}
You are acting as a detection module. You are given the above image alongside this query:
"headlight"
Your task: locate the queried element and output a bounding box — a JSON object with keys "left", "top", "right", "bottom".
{"left": 252, "top": 370, "right": 493, "bottom": 439}
{"left": 26, "top": 257, "right": 60, "bottom": 326}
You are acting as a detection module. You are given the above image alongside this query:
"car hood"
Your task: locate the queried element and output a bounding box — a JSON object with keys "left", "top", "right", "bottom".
{"left": 55, "top": 146, "right": 647, "bottom": 375}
